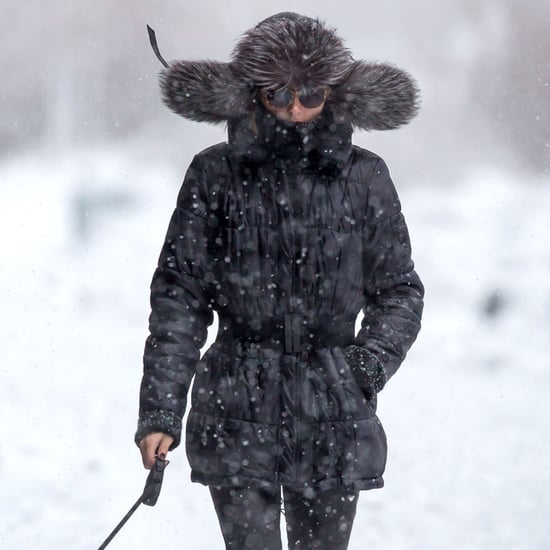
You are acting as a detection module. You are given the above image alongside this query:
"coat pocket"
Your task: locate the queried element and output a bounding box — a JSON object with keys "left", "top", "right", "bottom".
{"left": 353, "top": 416, "right": 388, "bottom": 480}
{"left": 186, "top": 411, "right": 279, "bottom": 479}
{"left": 338, "top": 348, "right": 378, "bottom": 414}
{"left": 332, "top": 346, "right": 377, "bottom": 416}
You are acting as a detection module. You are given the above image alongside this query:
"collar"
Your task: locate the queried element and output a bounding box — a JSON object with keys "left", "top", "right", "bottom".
{"left": 227, "top": 105, "right": 353, "bottom": 173}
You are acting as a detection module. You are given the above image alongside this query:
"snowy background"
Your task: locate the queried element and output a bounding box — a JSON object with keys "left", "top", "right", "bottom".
{"left": 1, "top": 1, "right": 549, "bottom": 549}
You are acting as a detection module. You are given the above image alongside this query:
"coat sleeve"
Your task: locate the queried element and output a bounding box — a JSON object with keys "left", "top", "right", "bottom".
{"left": 135, "top": 155, "right": 213, "bottom": 449}
{"left": 348, "top": 157, "right": 424, "bottom": 394}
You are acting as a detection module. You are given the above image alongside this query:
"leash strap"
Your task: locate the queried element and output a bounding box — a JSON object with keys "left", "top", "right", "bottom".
{"left": 97, "top": 458, "right": 169, "bottom": 549}
{"left": 97, "top": 496, "right": 143, "bottom": 550}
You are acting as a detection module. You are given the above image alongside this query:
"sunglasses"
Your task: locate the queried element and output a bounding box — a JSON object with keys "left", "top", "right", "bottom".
{"left": 260, "top": 87, "right": 329, "bottom": 109}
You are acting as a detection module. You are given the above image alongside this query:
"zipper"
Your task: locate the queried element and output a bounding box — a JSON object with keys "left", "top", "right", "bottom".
{"left": 287, "top": 168, "right": 301, "bottom": 482}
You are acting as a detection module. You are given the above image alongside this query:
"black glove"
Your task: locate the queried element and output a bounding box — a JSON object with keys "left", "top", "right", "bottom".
{"left": 343, "top": 345, "right": 386, "bottom": 399}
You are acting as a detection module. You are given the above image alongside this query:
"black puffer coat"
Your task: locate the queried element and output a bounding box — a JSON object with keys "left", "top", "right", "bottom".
{"left": 136, "top": 105, "right": 424, "bottom": 491}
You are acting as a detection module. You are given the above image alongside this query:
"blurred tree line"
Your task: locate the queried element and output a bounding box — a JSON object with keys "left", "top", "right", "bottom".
{"left": 1, "top": 2, "right": 158, "bottom": 151}
{"left": 474, "top": 1, "right": 550, "bottom": 173}
{"left": 1, "top": 0, "right": 548, "bottom": 174}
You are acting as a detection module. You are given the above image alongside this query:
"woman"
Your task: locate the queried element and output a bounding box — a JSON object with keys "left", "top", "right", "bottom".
{"left": 136, "top": 12, "right": 424, "bottom": 549}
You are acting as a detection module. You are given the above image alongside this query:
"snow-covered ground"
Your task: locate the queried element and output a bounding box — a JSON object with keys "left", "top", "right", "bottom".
{"left": 1, "top": 147, "right": 549, "bottom": 549}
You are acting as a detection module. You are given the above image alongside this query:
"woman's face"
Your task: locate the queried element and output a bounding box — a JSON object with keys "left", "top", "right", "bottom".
{"left": 259, "top": 89, "right": 327, "bottom": 123}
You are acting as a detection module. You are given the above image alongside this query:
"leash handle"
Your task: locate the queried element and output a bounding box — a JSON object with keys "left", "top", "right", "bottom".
{"left": 142, "top": 456, "right": 169, "bottom": 506}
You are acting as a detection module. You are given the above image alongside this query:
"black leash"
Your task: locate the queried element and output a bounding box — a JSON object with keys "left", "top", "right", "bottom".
{"left": 147, "top": 25, "right": 169, "bottom": 68}
{"left": 97, "top": 457, "right": 169, "bottom": 549}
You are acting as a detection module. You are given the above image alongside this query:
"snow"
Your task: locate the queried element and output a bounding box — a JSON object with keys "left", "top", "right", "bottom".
{"left": 1, "top": 148, "right": 549, "bottom": 549}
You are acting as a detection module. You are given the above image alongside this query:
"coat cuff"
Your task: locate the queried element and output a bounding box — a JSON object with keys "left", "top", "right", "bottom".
{"left": 343, "top": 345, "right": 387, "bottom": 397}
{"left": 135, "top": 410, "right": 182, "bottom": 450}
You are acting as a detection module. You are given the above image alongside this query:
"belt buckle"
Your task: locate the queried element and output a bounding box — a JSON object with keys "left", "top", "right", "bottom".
{"left": 284, "top": 313, "right": 304, "bottom": 353}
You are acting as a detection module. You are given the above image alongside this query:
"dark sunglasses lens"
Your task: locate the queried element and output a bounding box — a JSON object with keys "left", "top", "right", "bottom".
{"left": 299, "top": 89, "right": 326, "bottom": 108}
{"left": 266, "top": 89, "right": 293, "bottom": 108}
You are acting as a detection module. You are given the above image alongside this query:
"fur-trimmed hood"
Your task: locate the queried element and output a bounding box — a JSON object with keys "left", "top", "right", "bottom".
{"left": 153, "top": 12, "right": 420, "bottom": 131}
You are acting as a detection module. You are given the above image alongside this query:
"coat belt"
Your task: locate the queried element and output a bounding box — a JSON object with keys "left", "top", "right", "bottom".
{"left": 217, "top": 314, "right": 355, "bottom": 353}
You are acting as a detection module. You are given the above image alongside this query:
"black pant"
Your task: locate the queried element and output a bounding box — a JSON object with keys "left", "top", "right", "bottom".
{"left": 209, "top": 485, "right": 359, "bottom": 550}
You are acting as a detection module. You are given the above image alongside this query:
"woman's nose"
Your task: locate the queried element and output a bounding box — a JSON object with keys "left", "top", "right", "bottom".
{"left": 288, "top": 97, "right": 304, "bottom": 114}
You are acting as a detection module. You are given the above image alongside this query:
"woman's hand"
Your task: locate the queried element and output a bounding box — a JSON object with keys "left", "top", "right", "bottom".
{"left": 138, "top": 432, "right": 175, "bottom": 469}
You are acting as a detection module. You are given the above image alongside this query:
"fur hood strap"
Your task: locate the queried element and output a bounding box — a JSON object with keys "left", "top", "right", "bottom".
{"left": 147, "top": 26, "right": 169, "bottom": 68}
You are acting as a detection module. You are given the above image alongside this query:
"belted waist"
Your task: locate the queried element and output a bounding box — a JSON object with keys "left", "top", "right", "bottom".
{"left": 217, "top": 314, "right": 355, "bottom": 353}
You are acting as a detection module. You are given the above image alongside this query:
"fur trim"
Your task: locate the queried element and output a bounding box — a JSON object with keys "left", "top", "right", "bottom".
{"left": 160, "top": 61, "right": 250, "bottom": 124}
{"left": 135, "top": 409, "right": 182, "bottom": 449}
{"left": 331, "top": 61, "right": 421, "bottom": 131}
{"left": 231, "top": 12, "right": 353, "bottom": 89}
{"left": 157, "top": 12, "right": 420, "bottom": 130}
{"left": 343, "top": 345, "right": 387, "bottom": 398}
